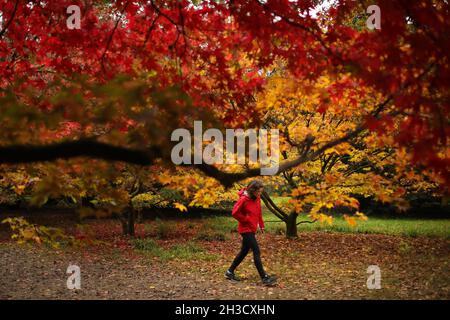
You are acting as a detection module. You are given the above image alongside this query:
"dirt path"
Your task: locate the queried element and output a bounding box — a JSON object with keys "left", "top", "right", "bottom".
{"left": 1, "top": 242, "right": 225, "bottom": 299}
{"left": 1, "top": 230, "right": 449, "bottom": 300}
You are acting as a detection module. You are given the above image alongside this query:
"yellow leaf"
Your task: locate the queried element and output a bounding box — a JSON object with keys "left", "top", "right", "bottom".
{"left": 324, "top": 148, "right": 338, "bottom": 155}
{"left": 14, "top": 185, "right": 26, "bottom": 195}
{"left": 174, "top": 202, "right": 187, "bottom": 212}
{"left": 325, "top": 202, "right": 334, "bottom": 209}
{"left": 355, "top": 212, "right": 368, "bottom": 221}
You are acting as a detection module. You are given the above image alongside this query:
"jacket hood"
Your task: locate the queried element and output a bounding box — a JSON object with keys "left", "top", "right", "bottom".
{"left": 238, "top": 188, "right": 250, "bottom": 198}
{"left": 238, "top": 188, "right": 257, "bottom": 200}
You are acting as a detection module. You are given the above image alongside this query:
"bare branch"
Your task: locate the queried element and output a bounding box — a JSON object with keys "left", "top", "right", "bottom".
{"left": 296, "top": 219, "right": 317, "bottom": 225}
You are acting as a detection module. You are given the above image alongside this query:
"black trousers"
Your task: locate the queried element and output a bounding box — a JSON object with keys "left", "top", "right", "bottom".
{"left": 229, "top": 232, "right": 266, "bottom": 278}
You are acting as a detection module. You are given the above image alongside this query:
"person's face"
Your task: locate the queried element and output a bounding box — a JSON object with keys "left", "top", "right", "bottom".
{"left": 254, "top": 187, "right": 264, "bottom": 197}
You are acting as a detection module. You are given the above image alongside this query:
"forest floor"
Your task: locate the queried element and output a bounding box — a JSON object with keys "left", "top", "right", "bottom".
{"left": 0, "top": 212, "right": 449, "bottom": 300}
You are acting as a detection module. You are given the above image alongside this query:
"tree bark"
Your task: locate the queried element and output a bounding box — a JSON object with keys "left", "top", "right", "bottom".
{"left": 127, "top": 209, "right": 135, "bottom": 236}
{"left": 120, "top": 208, "right": 135, "bottom": 237}
{"left": 285, "top": 212, "right": 298, "bottom": 238}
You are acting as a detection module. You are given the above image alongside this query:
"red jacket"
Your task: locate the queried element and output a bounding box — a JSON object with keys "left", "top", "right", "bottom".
{"left": 232, "top": 188, "right": 265, "bottom": 234}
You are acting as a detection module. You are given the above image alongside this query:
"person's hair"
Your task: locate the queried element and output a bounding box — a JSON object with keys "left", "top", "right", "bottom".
{"left": 246, "top": 180, "right": 264, "bottom": 199}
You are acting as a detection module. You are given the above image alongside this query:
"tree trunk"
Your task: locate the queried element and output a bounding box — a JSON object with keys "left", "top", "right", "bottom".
{"left": 121, "top": 219, "right": 128, "bottom": 235}
{"left": 127, "top": 209, "right": 135, "bottom": 237}
{"left": 285, "top": 212, "right": 298, "bottom": 238}
{"left": 120, "top": 208, "right": 135, "bottom": 237}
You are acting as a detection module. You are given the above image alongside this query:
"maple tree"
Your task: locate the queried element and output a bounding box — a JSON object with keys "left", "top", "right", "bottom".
{"left": 255, "top": 67, "right": 443, "bottom": 237}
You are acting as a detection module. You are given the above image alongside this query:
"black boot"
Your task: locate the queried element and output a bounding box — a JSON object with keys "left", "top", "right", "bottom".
{"left": 261, "top": 274, "right": 277, "bottom": 286}
{"left": 225, "top": 269, "right": 241, "bottom": 282}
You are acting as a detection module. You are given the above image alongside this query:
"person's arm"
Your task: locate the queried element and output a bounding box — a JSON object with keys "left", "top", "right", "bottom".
{"left": 232, "top": 197, "right": 249, "bottom": 223}
{"left": 258, "top": 200, "right": 265, "bottom": 231}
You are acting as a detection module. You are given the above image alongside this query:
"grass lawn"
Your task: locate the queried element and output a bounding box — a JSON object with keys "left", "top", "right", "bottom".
{"left": 199, "top": 207, "right": 450, "bottom": 239}
{"left": 286, "top": 215, "right": 450, "bottom": 238}
{"left": 257, "top": 196, "right": 449, "bottom": 238}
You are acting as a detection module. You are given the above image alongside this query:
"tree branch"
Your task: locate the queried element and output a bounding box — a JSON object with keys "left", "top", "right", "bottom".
{"left": 101, "top": 1, "right": 130, "bottom": 73}
{"left": 0, "top": 0, "right": 19, "bottom": 39}
{"left": 297, "top": 219, "right": 317, "bottom": 225}
{"left": 0, "top": 139, "right": 160, "bottom": 165}
{"left": 260, "top": 190, "right": 288, "bottom": 220}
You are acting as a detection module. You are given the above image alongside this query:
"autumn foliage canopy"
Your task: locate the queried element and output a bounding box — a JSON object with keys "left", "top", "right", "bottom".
{"left": 0, "top": 1, "right": 448, "bottom": 229}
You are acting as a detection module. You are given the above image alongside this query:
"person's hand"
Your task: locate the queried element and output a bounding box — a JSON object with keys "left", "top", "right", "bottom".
{"left": 258, "top": 227, "right": 265, "bottom": 234}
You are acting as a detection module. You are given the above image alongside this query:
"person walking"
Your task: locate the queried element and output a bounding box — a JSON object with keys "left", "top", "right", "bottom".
{"left": 225, "top": 180, "right": 277, "bottom": 286}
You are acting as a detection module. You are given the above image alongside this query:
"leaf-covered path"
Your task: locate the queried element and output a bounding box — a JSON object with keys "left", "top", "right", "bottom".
{"left": 1, "top": 221, "right": 449, "bottom": 300}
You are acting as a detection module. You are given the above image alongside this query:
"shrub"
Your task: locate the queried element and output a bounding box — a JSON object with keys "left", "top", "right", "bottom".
{"left": 1, "top": 216, "right": 76, "bottom": 248}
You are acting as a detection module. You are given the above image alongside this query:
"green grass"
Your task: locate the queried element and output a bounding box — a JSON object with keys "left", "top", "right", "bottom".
{"left": 201, "top": 216, "right": 235, "bottom": 232}
{"left": 262, "top": 197, "right": 450, "bottom": 238}
{"left": 194, "top": 216, "right": 234, "bottom": 241}
{"left": 201, "top": 211, "right": 449, "bottom": 238}
{"left": 132, "top": 238, "right": 217, "bottom": 261}
{"left": 271, "top": 196, "right": 291, "bottom": 206}
{"left": 293, "top": 216, "right": 450, "bottom": 238}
